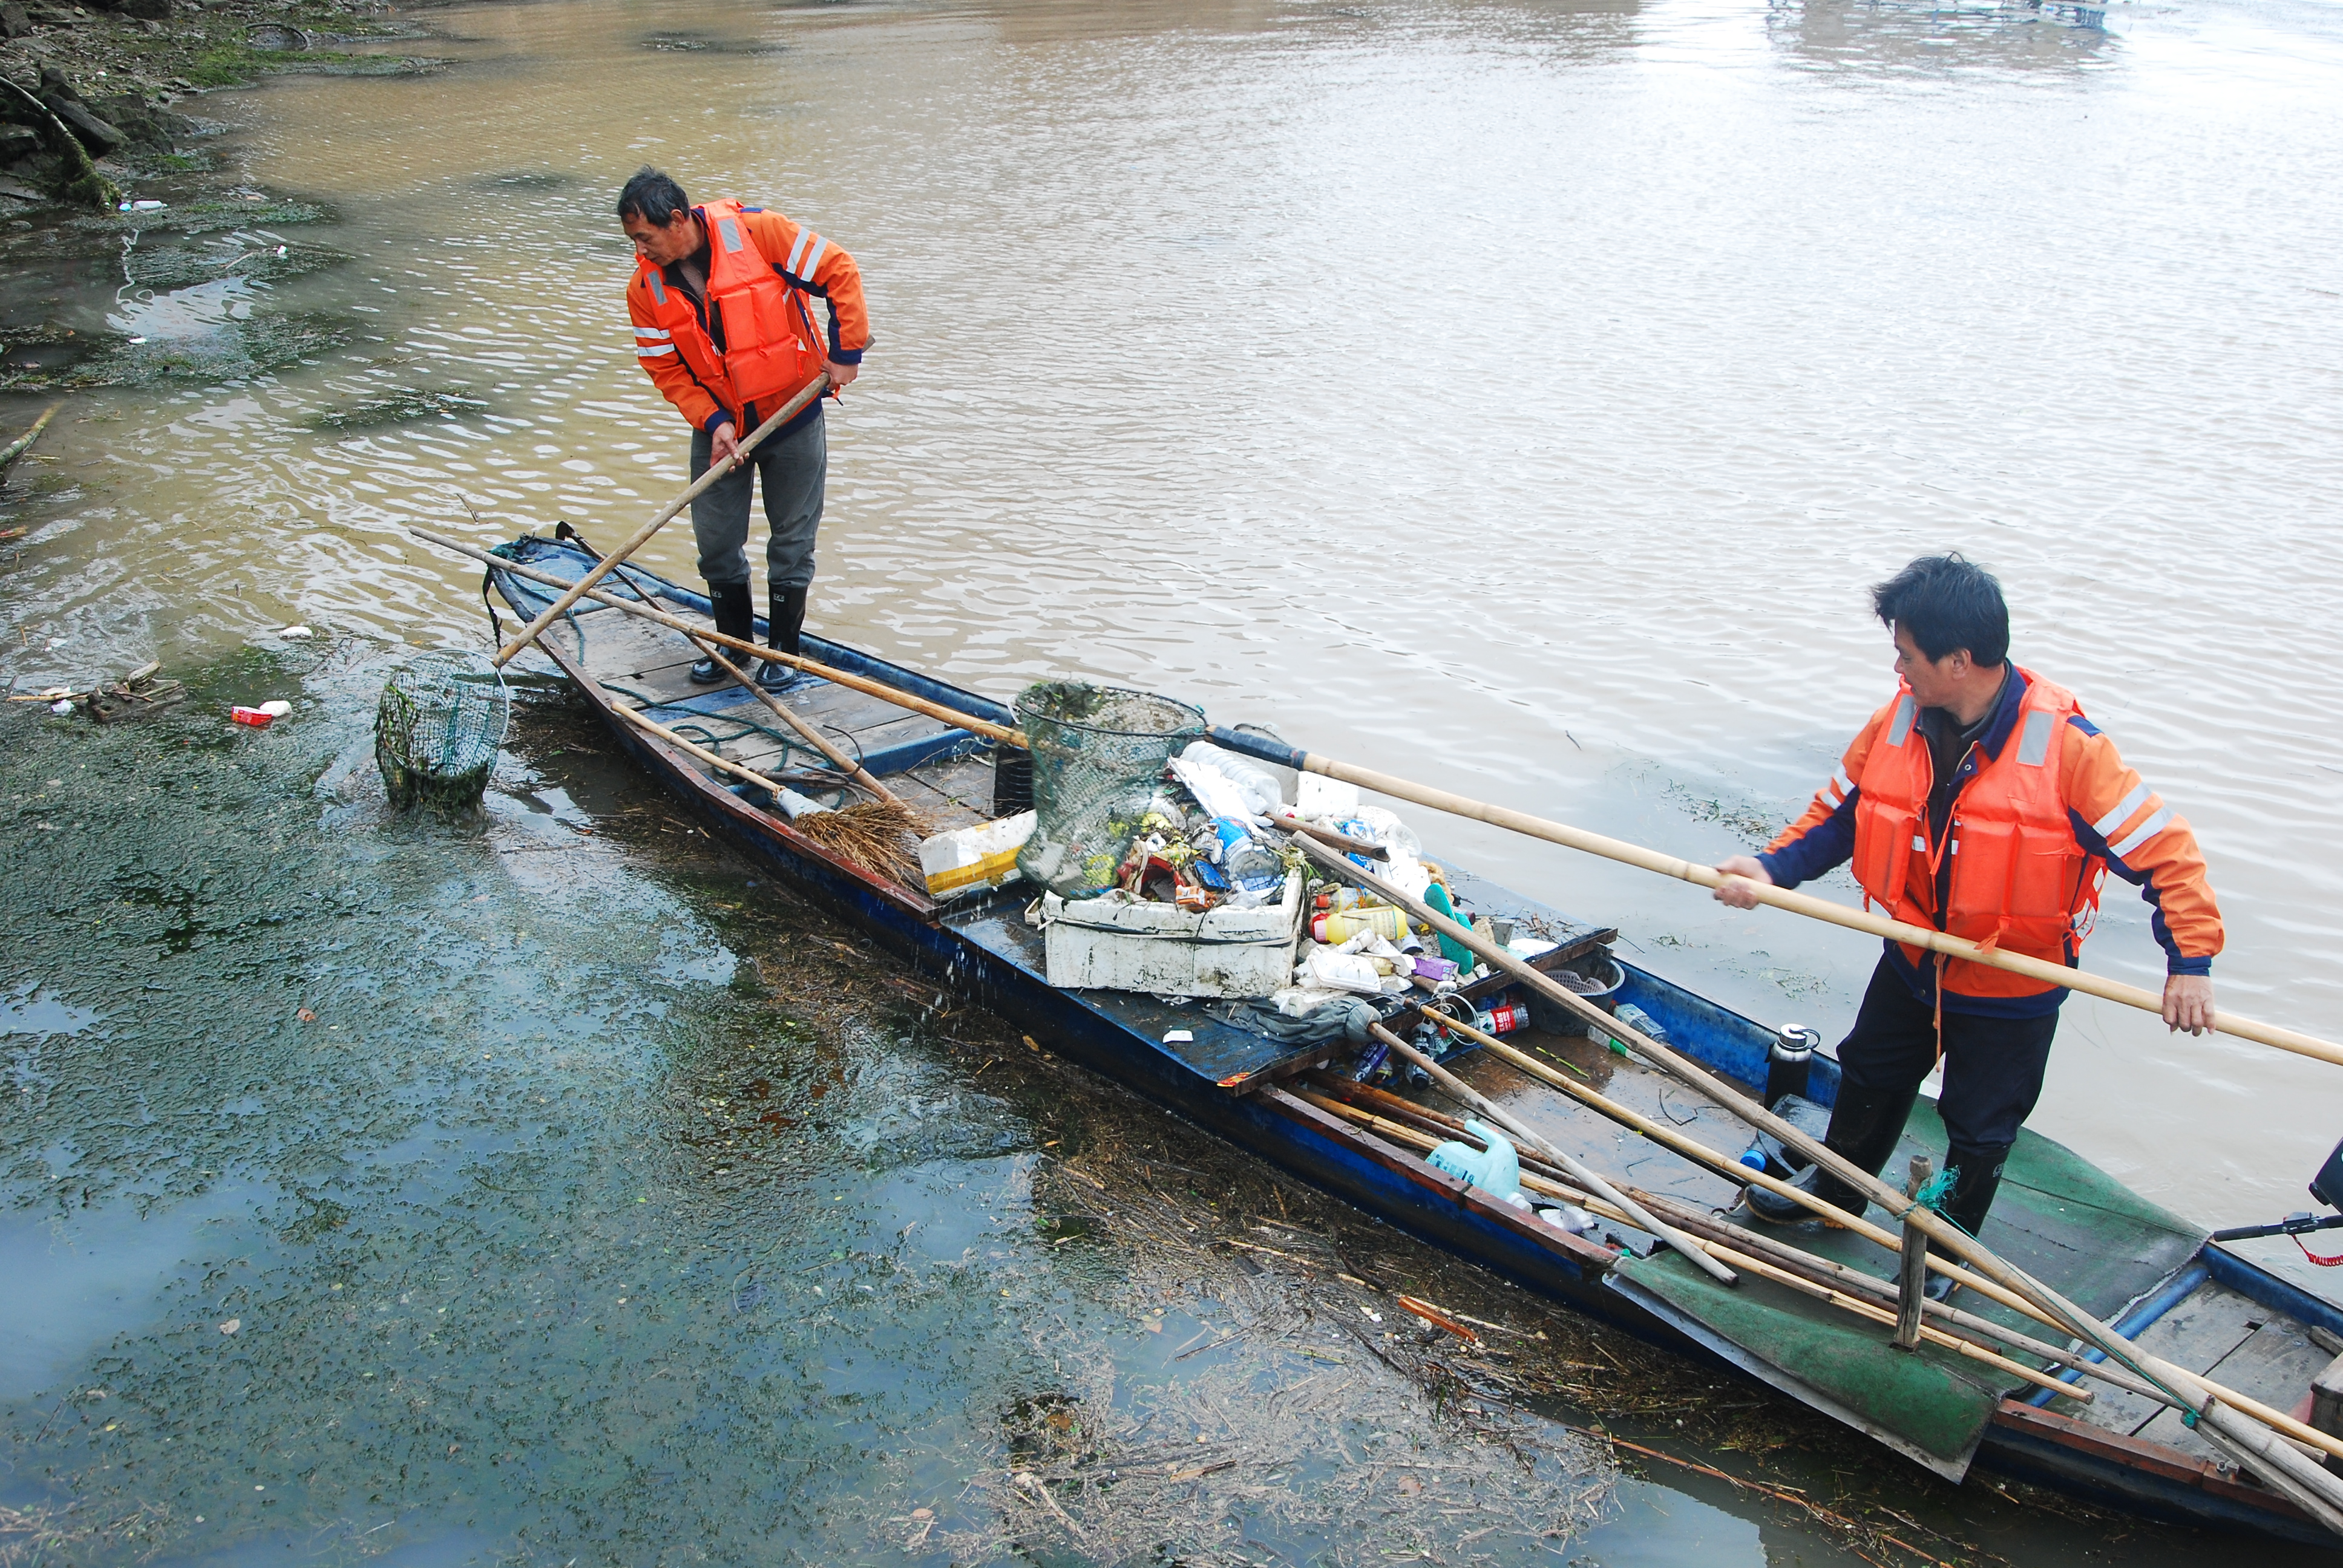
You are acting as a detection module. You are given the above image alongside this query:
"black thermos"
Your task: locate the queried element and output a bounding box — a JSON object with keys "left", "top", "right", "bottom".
{"left": 1765, "top": 1025, "right": 1821, "bottom": 1109}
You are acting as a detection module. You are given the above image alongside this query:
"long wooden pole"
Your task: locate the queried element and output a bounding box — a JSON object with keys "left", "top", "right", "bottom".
{"left": 609, "top": 701, "right": 799, "bottom": 802}
{"left": 0, "top": 400, "right": 62, "bottom": 470}
{"left": 408, "top": 527, "right": 1027, "bottom": 747}
{"left": 1288, "top": 832, "right": 2343, "bottom": 1517}
{"left": 1366, "top": 1024, "right": 1738, "bottom": 1286}
{"left": 1300, "top": 1085, "right": 2169, "bottom": 1408}
{"left": 678, "top": 632, "right": 904, "bottom": 808}
{"left": 1274, "top": 747, "right": 2343, "bottom": 1070}
{"left": 488, "top": 375, "right": 829, "bottom": 668}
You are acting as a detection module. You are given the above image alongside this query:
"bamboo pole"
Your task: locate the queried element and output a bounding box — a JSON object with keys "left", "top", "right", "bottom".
{"left": 407, "top": 528, "right": 1027, "bottom": 746}
{"left": 1286, "top": 832, "right": 2343, "bottom": 1510}
{"left": 1374, "top": 1002, "right": 2343, "bottom": 1469}
{"left": 1298, "top": 1084, "right": 2157, "bottom": 1408}
{"left": 488, "top": 375, "right": 829, "bottom": 668}
{"left": 609, "top": 700, "right": 798, "bottom": 802}
{"left": 0, "top": 400, "right": 62, "bottom": 470}
{"left": 1367, "top": 1023, "right": 1738, "bottom": 1286}
{"left": 679, "top": 632, "right": 905, "bottom": 808}
{"left": 1276, "top": 747, "right": 2343, "bottom": 1070}
{"left": 1626, "top": 1189, "right": 2189, "bottom": 1407}
{"left": 1697, "top": 1236, "right": 2090, "bottom": 1402}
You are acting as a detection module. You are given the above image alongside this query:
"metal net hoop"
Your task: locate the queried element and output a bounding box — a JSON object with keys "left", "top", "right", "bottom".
{"left": 1013, "top": 681, "right": 1207, "bottom": 897}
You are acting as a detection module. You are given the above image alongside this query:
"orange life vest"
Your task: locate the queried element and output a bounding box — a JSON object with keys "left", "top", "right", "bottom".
{"left": 631, "top": 199, "right": 824, "bottom": 419}
{"left": 1849, "top": 670, "right": 2109, "bottom": 998}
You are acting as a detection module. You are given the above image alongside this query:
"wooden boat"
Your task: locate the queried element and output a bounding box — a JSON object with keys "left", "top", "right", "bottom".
{"left": 482, "top": 534, "right": 2343, "bottom": 1547}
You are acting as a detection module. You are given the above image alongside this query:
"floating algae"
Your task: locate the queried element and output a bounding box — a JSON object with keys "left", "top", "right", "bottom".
{"left": 374, "top": 648, "right": 508, "bottom": 811}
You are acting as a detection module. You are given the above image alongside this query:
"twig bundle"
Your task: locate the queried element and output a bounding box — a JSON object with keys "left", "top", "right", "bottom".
{"left": 793, "top": 797, "right": 929, "bottom": 884}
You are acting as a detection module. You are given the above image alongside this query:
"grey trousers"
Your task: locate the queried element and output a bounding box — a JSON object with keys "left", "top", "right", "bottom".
{"left": 687, "top": 405, "right": 825, "bottom": 591}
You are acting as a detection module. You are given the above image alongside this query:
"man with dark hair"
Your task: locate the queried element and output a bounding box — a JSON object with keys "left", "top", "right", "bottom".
{"left": 616, "top": 166, "right": 870, "bottom": 690}
{"left": 1712, "top": 554, "right": 2221, "bottom": 1292}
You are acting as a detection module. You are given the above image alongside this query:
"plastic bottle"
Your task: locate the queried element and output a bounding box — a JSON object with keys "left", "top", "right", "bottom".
{"left": 1212, "top": 818, "right": 1286, "bottom": 896}
{"left": 1311, "top": 905, "right": 1409, "bottom": 944}
{"left": 1738, "top": 1093, "right": 1833, "bottom": 1180}
{"left": 230, "top": 706, "right": 275, "bottom": 727}
{"left": 1426, "top": 1119, "right": 1523, "bottom": 1201}
{"left": 1613, "top": 1002, "right": 1666, "bottom": 1043}
{"left": 1175, "top": 740, "right": 1283, "bottom": 813}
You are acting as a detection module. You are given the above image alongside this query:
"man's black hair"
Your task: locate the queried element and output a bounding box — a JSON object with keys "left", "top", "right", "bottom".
{"left": 1872, "top": 554, "right": 2010, "bottom": 667}
{"left": 617, "top": 167, "right": 691, "bottom": 227}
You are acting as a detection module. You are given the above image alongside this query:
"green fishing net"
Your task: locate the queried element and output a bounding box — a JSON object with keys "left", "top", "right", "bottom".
{"left": 1014, "top": 681, "right": 1207, "bottom": 897}
{"left": 375, "top": 650, "right": 511, "bottom": 812}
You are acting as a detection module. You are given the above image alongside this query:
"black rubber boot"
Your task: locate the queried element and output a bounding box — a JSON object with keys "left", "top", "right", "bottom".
{"left": 758, "top": 584, "right": 816, "bottom": 695}
{"left": 1921, "top": 1143, "right": 2010, "bottom": 1302}
{"left": 690, "top": 581, "right": 755, "bottom": 685}
{"left": 1745, "top": 1083, "right": 1918, "bottom": 1225}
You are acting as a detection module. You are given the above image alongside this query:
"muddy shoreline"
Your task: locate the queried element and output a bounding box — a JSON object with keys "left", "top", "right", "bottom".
{"left": 0, "top": 0, "right": 445, "bottom": 394}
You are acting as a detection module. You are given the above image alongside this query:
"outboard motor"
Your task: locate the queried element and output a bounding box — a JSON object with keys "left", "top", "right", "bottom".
{"left": 2207, "top": 1135, "right": 2343, "bottom": 1256}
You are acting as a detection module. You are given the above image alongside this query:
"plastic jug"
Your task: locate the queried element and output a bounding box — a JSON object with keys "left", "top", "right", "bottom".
{"left": 1427, "top": 1119, "right": 1522, "bottom": 1201}
{"left": 1311, "top": 905, "right": 1409, "bottom": 944}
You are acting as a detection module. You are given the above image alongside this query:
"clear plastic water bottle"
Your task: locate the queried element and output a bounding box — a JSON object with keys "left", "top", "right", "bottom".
{"left": 1212, "top": 818, "right": 1286, "bottom": 898}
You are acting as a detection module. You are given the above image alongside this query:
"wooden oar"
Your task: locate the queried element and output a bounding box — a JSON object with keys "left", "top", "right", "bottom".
{"left": 1365, "top": 1022, "right": 1738, "bottom": 1286}
{"left": 1286, "top": 832, "right": 2343, "bottom": 1523}
{"left": 408, "top": 527, "right": 1027, "bottom": 746}
{"left": 1233, "top": 734, "right": 2343, "bottom": 1071}
{"left": 488, "top": 375, "right": 829, "bottom": 668}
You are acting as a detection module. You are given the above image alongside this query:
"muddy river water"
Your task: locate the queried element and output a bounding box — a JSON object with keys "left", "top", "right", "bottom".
{"left": 4, "top": 0, "right": 2342, "bottom": 1560}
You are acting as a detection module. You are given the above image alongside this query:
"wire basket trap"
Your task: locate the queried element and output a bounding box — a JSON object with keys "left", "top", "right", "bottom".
{"left": 1014, "top": 681, "right": 1207, "bottom": 897}
{"left": 376, "top": 649, "right": 511, "bottom": 812}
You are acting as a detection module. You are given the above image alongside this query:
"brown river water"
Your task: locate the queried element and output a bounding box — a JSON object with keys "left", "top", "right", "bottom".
{"left": 4, "top": 0, "right": 2343, "bottom": 1558}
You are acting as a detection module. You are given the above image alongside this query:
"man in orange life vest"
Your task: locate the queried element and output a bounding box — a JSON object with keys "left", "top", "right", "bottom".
{"left": 1712, "top": 556, "right": 2220, "bottom": 1293}
{"left": 617, "top": 168, "right": 870, "bottom": 691}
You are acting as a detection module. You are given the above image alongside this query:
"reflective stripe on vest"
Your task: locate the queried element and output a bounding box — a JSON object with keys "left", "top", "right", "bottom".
{"left": 2017, "top": 708, "right": 2056, "bottom": 766}
{"left": 1885, "top": 693, "right": 1916, "bottom": 748}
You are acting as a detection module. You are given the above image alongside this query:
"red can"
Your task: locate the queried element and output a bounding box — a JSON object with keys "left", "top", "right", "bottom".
{"left": 229, "top": 706, "right": 275, "bottom": 728}
{"left": 1474, "top": 1002, "right": 1529, "bottom": 1036}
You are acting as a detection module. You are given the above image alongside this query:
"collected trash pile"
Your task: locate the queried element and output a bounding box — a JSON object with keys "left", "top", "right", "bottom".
{"left": 919, "top": 685, "right": 1650, "bottom": 1088}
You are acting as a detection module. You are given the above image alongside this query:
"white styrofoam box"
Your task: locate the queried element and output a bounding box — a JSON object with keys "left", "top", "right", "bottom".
{"left": 920, "top": 811, "right": 1036, "bottom": 901}
{"left": 1041, "top": 870, "right": 1303, "bottom": 999}
{"left": 1295, "top": 773, "right": 1362, "bottom": 815}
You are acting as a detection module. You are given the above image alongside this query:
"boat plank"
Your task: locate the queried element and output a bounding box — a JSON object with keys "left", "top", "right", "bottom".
{"left": 2116, "top": 1284, "right": 2334, "bottom": 1462}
